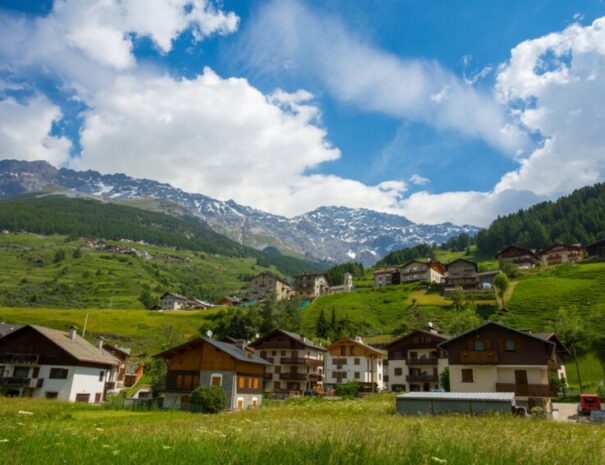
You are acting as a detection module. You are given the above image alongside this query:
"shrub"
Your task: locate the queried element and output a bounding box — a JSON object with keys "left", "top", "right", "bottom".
{"left": 189, "top": 385, "right": 227, "bottom": 413}
{"left": 335, "top": 381, "right": 361, "bottom": 398}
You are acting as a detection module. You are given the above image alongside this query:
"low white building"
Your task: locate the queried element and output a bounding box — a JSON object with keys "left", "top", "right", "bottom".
{"left": 0, "top": 325, "right": 119, "bottom": 403}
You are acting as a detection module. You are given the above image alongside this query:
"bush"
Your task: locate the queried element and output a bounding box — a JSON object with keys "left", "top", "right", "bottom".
{"left": 189, "top": 385, "right": 227, "bottom": 413}
{"left": 335, "top": 381, "right": 361, "bottom": 398}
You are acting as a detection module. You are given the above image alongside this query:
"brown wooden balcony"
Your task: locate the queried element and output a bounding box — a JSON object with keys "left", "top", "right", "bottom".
{"left": 331, "top": 358, "right": 347, "bottom": 365}
{"left": 281, "top": 357, "right": 323, "bottom": 366}
{"left": 1, "top": 353, "right": 39, "bottom": 365}
{"left": 460, "top": 351, "right": 498, "bottom": 364}
{"left": 406, "top": 374, "right": 438, "bottom": 382}
{"left": 308, "top": 373, "right": 323, "bottom": 381}
{"left": 496, "top": 383, "right": 558, "bottom": 398}
{"left": 279, "top": 372, "right": 307, "bottom": 381}
{"left": 0, "top": 377, "right": 43, "bottom": 388}
{"left": 406, "top": 357, "right": 439, "bottom": 365}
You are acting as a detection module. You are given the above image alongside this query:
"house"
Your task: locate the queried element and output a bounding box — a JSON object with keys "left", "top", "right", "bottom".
{"left": 124, "top": 361, "right": 145, "bottom": 387}
{"left": 0, "top": 323, "right": 22, "bottom": 338}
{"left": 294, "top": 272, "right": 330, "bottom": 300}
{"left": 217, "top": 296, "right": 242, "bottom": 306}
{"left": 373, "top": 268, "right": 400, "bottom": 287}
{"left": 155, "top": 337, "right": 270, "bottom": 411}
{"left": 0, "top": 325, "right": 119, "bottom": 403}
{"left": 444, "top": 259, "right": 479, "bottom": 288}
{"left": 437, "top": 321, "right": 568, "bottom": 413}
{"left": 400, "top": 260, "right": 445, "bottom": 284}
{"left": 102, "top": 343, "right": 131, "bottom": 391}
{"left": 396, "top": 391, "right": 516, "bottom": 415}
{"left": 324, "top": 337, "right": 387, "bottom": 392}
{"left": 477, "top": 270, "right": 500, "bottom": 288}
{"left": 539, "top": 243, "right": 585, "bottom": 266}
{"left": 329, "top": 273, "right": 354, "bottom": 293}
{"left": 385, "top": 327, "right": 449, "bottom": 392}
{"left": 586, "top": 238, "right": 605, "bottom": 258}
{"left": 188, "top": 298, "right": 216, "bottom": 310}
{"left": 248, "top": 272, "right": 293, "bottom": 302}
{"left": 159, "top": 292, "right": 190, "bottom": 310}
{"left": 251, "top": 329, "right": 326, "bottom": 394}
{"left": 495, "top": 245, "right": 540, "bottom": 269}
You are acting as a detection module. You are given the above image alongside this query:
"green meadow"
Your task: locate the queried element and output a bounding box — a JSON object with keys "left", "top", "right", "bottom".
{"left": 1, "top": 395, "right": 604, "bottom": 465}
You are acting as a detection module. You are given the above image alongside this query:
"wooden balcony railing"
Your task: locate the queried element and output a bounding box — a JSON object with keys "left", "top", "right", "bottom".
{"left": 406, "top": 357, "right": 439, "bottom": 365}
{"left": 406, "top": 374, "right": 438, "bottom": 382}
{"left": 0, "top": 377, "right": 43, "bottom": 388}
{"left": 280, "top": 357, "right": 323, "bottom": 365}
{"left": 495, "top": 383, "right": 558, "bottom": 398}
{"left": 1, "top": 353, "right": 39, "bottom": 365}
{"left": 279, "top": 372, "right": 307, "bottom": 381}
{"left": 460, "top": 351, "right": 498, "bottom": 364}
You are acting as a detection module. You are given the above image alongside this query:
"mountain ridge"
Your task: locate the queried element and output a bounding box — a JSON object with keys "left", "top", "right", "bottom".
{"left": 0, "top": 159, "right": 479, "bottom": 265}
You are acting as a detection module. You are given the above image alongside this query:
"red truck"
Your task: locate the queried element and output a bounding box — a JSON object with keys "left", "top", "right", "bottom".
{"left": 578, "top": 394, "right": 602, "bottom": 416}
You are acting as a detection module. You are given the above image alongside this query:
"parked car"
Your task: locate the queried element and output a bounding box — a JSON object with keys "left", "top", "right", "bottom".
{"left": 578, "top": 393, "right": 602, "bottom": 416}
{"left": 304, "top": 389, "right": 319, "bottom": 397}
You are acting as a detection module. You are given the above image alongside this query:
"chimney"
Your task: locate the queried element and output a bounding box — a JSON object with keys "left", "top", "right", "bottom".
{"left": 68, "top": 326, "right": 78, "bottom": 341}
{"left": 355, "top": 336, "right": 363, "bottom": 343}
{"left": 96, "top": 337, "right": 104, "bottom": 350}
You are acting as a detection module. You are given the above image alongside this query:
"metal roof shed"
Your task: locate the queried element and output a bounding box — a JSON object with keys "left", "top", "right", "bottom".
{"left": 396, "top": 392, "right": 516, "bottom": 415}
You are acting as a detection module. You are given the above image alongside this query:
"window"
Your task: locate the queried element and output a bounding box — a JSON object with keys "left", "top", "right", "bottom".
{"left": 354, "top": 372, "right": 360, "bottom": 379}
{"left": 75, "top": 393, "right": 90, "bottom": 403}
{"left": 94, "top": 393, "right": 102, "bottom": 403}
{"left": 473, "top": 340, "right": 485, "bottom": 351}
{"left": 504, "top": 340, "right": 516, "bottom": 352}
{"left": 13, "top": 366, "right": 29, "bottom": 378}
{"left": 239, "top": 376, "right": 245, "bottom": 388}
{"left": 45, "top": 392, "right": 58, "bottom": 399}
{"left": 340, "top": 346, "right": 346, "bottom": 356}
{"left": 99, "top": 371, "right": 105, "bottom": 382}
{"left": 211, "top": 375, "right": 222, "bottom": 386}
{"left": 384, "top": 375, "right": 389, "bottom": 382}
{"left": 253, "top": 378, "right": 259, "bottom": 389}
{"left": 237, "top": 398, "right": 244, "bottom": 409}
{"left": 349, "top": 346, "right": 354, "bottom": 356}
{"left": 260, "top": 351, "right": 267, "bottom": 358}
{"left": 252, "top": 397, "right": 258, "bottom": 408}
{"left": 354, "top": 358, "right": 360, "bottom": 365}
{"left": 50, "top": 368, "right": 68, "bottom": 379}
{"left": 461, "top": 369, "right": 474, "bottom": 383}
{"left": 272, "top": 351, "right": 276, "bottom": 356}
{"left": 274, "top": 381, "right": 281, "bottom": 390}
{"left": 394, "top": 368, "right": 402, "bottom": 376}
{"left": 281, "top": 351, "right": 286, "bottom": 356}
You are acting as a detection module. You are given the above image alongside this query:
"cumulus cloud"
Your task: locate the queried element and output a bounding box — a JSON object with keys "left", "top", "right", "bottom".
{"left": 398, "top": 17, "right": 605, "bottom": 226}
{"left": 238, "top": 0, "right": 529, "bottom": 156}
{"left": 72, "top": 69, "right": 406, "bottom": 216}
{"left": 409, "top": 174, "right": 430, "bottom": 186}
{"left": 0, "top": 95, "right": 71, "bottom": 166}
{"left": 0, "top": 0, "right": 238, "bottom": 86}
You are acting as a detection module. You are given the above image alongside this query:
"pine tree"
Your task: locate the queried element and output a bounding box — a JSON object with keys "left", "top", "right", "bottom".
{"left": 316, "top": 308, "right": 328, "bottom": 338}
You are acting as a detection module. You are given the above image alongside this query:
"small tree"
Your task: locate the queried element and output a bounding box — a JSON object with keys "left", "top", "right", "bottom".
{"left": 501, "top": 261, "right": 519, "bottom": 279}
{"left": 335, "top": 381, "right": 361, "bottom": 398}
{"left": 54, "top": 249, "right": 66, "bottom": 263}
{"left": 440, "top": 367, "right": 450, "bottom": 392}
{"left": 316, "top": 308, "right": 329, "bottom": 339}
{"left": 450, "top": 290, "right": 465, "bottom": 310}
{"left": 190, "top": 385, "right": 227, "bottom": 413}
{"left": 493, "top": 272, "right": 509, "bottom": 308}
{"left": 72, "top": 248, "right": 82, "bottom": 259}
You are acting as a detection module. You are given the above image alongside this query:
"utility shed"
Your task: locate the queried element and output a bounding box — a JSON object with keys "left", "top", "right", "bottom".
{"left": 396, "top": 392, "right": 515, "bottom": 415}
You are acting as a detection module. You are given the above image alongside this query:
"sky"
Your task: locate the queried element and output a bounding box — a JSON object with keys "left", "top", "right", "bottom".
{"left": 1, "top": 0, "right": 605, "bottom": 226}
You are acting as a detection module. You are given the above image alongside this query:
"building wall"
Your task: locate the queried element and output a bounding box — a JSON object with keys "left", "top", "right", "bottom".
{"left": 260, "top": 347, "right": 324, "bottom": 392}
{"left": 324, "top": 354, "right": 385, "bottom": 390}
{"left": 374, "top": 272, "right": 393, "bottom": 287}
{"left": 248, "top": 274, "right": 291, "bottom": 301}
{"left": 541, "top": 248, "right": 584, "bottom": 266}
{"left": 160, "top": 295, "right": 186, "bottom": 310}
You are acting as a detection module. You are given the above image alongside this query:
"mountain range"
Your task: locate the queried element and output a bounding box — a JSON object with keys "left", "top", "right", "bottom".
{"left": 0, "top": 160, "right": 478, "bottom": 265}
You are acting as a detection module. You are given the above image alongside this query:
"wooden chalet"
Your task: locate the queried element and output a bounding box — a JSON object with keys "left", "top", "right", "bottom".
{"left": 539, "top": 243, "right": 585, "bottom": 266}
{"left": 586, "top": 238, "right": 605, "bottom": 258}
{"left": 495, "top": 245, "right": 540, "bottom": 269}
{"left": 294, "top": 272, "right": 330, "bottom": 300}
{"left": 444, "top": 259, "right": 479, "bottom": 288}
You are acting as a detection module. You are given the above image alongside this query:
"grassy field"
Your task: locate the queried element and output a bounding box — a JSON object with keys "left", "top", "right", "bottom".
{"left": 0, "top": 307, "right": 219, "bottom": 356}
{"left": 0, "top": 232, "right": 281, "bottom": 308}
{"left": 1, "top": 395, "right": 604, "bottom": 465}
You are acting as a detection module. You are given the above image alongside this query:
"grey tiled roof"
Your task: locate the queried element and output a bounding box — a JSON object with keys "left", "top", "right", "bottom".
{"left": 203, "top": 337, "right": 271, "bottom": 365}
{"left": 397, "top": 392, "right": 515, "bottom": 401}
{"left": 0, "top": 323, "right": 22, "bottom": 338}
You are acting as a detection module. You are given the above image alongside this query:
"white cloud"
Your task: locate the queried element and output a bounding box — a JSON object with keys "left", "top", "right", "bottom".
{"left": 398, "top": 17, "right": 605, "bottom": 226}
{"left": 0, "top": 0, "right": 239, "bottom": 80}
{"left": 72, "top": 69, "right": 406, "bottom": 216}
{"left": 238, "top": 0, "right": 529, "bottom": 156}
{"left": 409, "top": 174, "right": 430, "bottom": 186}
{"left": 0, "top": 95, "right": 71, "bottom": 166}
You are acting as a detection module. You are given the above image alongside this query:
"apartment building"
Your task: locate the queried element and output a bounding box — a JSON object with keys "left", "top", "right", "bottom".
{"left": 400, "top": 260, "right": 445, "bottom": 284}
{"left": 248, "top": 273, "right": 293, "bottom": 302}
{"left": 324, "top": 337, "right": 387, "bottom": 392}
{"left": 251, "top": 329, "right": 326, "bottom": 394}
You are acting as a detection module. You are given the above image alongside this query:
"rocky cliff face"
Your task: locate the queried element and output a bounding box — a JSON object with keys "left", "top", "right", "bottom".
{"left": 0, "top": 160, "right": 479, "bottom": 265}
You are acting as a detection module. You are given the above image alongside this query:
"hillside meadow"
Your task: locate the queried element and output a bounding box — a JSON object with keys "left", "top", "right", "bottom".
{"left": 1, "top": 395, "right": 604, "bottom": 465}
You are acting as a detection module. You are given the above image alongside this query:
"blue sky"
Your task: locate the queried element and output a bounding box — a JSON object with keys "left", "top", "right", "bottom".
{"left": 1, "top": 0, "right": 605, "bottom": 225}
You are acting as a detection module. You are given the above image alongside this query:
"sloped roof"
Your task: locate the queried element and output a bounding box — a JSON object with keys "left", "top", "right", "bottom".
{"left": 397, "top": 391, "right": 515, "bottom": 402}
{"left": 539, "top": 243, "right": 585, "bottom": 255}
{"left": 495, "top": 245, "right": 539, "bottom": 260}
{"left": 437, "top": 321, "right": 556, "bottom": 350}
{"left": 252, "top": 328, "right": 326, "bottom": 351}
{"left": 328, "top": 337, "right": 387, "bottom": 356}
{"left": 8, "top": 325, "right": 120, "bottom": 366}
{"left": 160, "top": 291, "right": 188, "bottom": 300}
{"left": 0, "top": 323, "right": 22, "bottom": 338}
{"left": 251, "top": 272, "right": 292, "bottom": 287}
{"left": 155, "top": 337, "right": 270, "bottom": 365}
{"left": 386, "top": 329, "right": 449, "bottom": 349}
{"left": 445, "top": 258, "right": 479, "bottom": 272}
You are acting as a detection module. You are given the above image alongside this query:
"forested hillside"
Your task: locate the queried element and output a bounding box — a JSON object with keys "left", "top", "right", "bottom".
{"left": 0, "top": 195, "right": 326, "bottom": 276}
{"left": 475, "top": 183, "right": 605, "bottom": 254}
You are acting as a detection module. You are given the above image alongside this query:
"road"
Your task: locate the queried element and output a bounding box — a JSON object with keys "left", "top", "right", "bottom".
{"left": 552, "top": 402, "right": 578, "bottom": 422}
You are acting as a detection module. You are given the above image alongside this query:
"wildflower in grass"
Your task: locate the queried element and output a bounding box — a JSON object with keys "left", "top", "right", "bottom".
{"left": 102, "top": 444, "right": 111, "bottom": 448}
{"left": 431, "top": 457, "right": 447, "bottom": 463}
{"left": 0, "top": 439, "right": 9, "bottom": 443}
{"left": 112, "top": 450, "right": 120, "bottom": 456}
{"left": 162, "top": 445, "right": 171, "bottom": 450}
{"left": 96, "top": 428, "right": 104, "bottom": 432}
{"left": 18, "top": 410, "right": 33, "bottom": 415}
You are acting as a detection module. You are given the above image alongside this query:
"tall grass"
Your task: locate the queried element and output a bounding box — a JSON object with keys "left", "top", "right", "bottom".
{"left": 1, "top": 395, "right": 604, "bottom": 465}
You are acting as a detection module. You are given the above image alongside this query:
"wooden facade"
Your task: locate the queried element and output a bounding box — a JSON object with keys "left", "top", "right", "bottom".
{"left": 294, "top": 272, "right": 330, "bottom": 300}
{"left": 444, "top": 259, "right": 479, "bottom": 288}
{"left": 539, "top": 244, "right": 585, "bottom": 266}
{"left": 495, "top": 245, "right": 540, "bottom": 268}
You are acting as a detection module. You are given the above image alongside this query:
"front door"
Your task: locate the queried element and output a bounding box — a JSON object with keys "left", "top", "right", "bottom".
{"left": 514, "top": 370, "right": 528, "bottom": 385}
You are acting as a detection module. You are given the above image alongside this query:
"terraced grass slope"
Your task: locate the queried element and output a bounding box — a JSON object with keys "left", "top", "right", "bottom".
{"left": 0, "top": 233, "right": 282, "bottom": 308}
